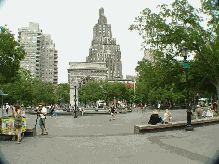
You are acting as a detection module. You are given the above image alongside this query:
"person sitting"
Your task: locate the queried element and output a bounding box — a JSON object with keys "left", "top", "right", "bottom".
{"left": 195, "top": 105, "right": 203, "bottom": 119}
{"left": 202, "top": 108, "right": 207, "bottom": 118}
{"left": 163, "top": 109, "right": 172, "bottom": 124}
{"left": 191, "top": 110, "right": 197, "bottom": 119}
{"left": 80, "top": 108, "right": 85, "bottom": 116}
{"left": 206, "top": 107, "right": 213, "bottom": 118}
{"left": 148, "top": 110, "right": 163, "bottom": 125}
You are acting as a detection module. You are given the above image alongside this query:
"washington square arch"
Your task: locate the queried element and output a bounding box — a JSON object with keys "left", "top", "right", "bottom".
{"left": 67, "top": 62, "right": 108, "bottom": 107}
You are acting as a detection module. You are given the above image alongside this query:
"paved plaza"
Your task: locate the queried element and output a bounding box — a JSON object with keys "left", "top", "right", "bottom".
{"left": 0, "top": 108, "right": 219, "bottom": 164}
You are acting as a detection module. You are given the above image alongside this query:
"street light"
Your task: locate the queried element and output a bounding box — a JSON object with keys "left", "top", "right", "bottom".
{"left": 74, "top": 86, "right": 77, "bottom": 118}
{"left": 182, "top": 47, "right": 193, "bottom": 131}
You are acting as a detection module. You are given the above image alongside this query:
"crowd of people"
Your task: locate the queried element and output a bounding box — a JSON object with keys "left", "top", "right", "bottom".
{"left": 192, "top": 105, "right": 218, "bottom": 119}
{"left": 0, "top": 103, "right": 56, "bottom": 144}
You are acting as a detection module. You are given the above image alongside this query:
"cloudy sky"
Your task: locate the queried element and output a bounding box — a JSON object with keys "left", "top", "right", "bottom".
{"left": 0, "top": 0, "right": 201, "bottom": 83}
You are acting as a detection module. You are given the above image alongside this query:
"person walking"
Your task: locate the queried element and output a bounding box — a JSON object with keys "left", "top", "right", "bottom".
{"left": 158, "top": 103, "right": 161, "bottom": 112}
{"left": 141, "top": 104, "right": 143, "bottom": 113}
{"left": 13, "top": 106, "right": 23, "bottom": 144}
{"left": 50, "top": 105, "right": 57, "bottom": 118}
{"left": 144, "top": 104, "right": 147, "bottom": 111}
{"left": 37, "top": 105, "right": 48, "bottom": 135}
{"left": 6, "top": 103, "right": 9, "bottom": 115}
{"left": 11, "top": 105, "right": 14, "bottom": 115}
{"left": 109, "top": 104, "right": 116, "bottom": 121}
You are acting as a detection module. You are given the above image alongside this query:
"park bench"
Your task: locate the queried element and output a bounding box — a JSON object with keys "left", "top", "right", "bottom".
{"left": 134, "top": 117, "right": 219, "bottom": 134}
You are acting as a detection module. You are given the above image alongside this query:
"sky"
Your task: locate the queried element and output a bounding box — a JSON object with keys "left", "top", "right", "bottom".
{"left": 0, "top": 0, "right": 202, "bottom": 84}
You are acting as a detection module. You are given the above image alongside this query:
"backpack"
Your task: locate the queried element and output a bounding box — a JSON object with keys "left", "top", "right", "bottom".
{"left": 14, "top": 114, "right": 23, "bottom": 128}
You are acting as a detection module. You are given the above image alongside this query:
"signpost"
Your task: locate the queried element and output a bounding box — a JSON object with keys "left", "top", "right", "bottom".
{"left": 183, "top": 63, "right": 190, "bottom": 68}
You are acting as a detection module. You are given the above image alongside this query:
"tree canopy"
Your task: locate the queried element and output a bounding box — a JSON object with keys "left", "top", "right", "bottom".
{"left": 0, "top": 26, "right": 26, "bottom": 84}
{"left": 129, "top": 0, "right": 219, "bottom": 100}
{"left": 78, "top": 80, "right": 132, "bottom": 106}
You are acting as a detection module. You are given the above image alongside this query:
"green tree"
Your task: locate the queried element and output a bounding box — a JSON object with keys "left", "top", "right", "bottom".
{"left": 79, "top": 80, "right": 131, "bottom": 106}
{"left": 32, "top": 79, "right": 55, "bottom": 106}
{"left": 112, "top": 81, "right": 130, "bottom": 104}
{"left": 55, "top": 83, "right": 70, "bottom": 105}
{"left": 135, "top": 51, "right": 186, "bottom": 104}
{"left": 78, "top": 81, "right": 103, "bottom": 106}
{"left": 129, "top": 0, "right": 219, "bottom": 99}
{"left": 2, "top": 68, "right": 33, "bottom": 105}
{"left": 0, "top": 26, "right": 26, "bottom": 84}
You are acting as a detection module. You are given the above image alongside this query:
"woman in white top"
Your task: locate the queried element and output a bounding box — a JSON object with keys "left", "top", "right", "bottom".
{"left": 164, "top": 109, "right": 172, "bottom": 124}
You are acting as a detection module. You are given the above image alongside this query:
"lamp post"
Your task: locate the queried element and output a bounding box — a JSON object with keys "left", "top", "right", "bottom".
{"left": 132, "top": 80, "right": 136, "bottom": 108}
{"left": 74, "top": 86, "right": 77, "bottom": 118}
{"left": 182, "top": 47, "right": 193, "bottom": 131}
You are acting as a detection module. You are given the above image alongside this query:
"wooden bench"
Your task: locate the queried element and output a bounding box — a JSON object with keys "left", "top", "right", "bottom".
{"left": 134, "top": 117, "right": 219, "bottom": 134}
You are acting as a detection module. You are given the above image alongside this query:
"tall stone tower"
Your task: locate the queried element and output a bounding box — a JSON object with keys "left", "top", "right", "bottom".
{"left": 86, "top": 7, "right": 122, "bottom": 79}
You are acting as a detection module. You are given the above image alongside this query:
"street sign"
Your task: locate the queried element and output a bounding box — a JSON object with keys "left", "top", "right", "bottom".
{"left": 183, "top": 63, "right": 190, "bottom": 68}
{"left": 74, "top": 99, "right": 77, "bottom": 102}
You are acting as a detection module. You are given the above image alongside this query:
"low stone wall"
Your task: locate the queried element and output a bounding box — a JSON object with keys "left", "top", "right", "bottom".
{"left": 134, "top": 117, "right": 219, "bottom": 134}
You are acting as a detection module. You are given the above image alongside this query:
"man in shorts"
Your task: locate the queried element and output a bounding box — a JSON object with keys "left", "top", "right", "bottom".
{"left": 37, "top": 105, "right": 48, "bottom": 135}
{"left": 110, "top": 105, "right": 116, "bottom": 121}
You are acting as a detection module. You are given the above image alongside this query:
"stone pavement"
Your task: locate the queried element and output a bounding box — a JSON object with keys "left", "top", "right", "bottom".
{"left": 0, "top": 108, "right": 218, "bottom": 164}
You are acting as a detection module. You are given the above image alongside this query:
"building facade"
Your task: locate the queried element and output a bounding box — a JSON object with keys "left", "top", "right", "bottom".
{"left": 18, "top": 22, "right": 58, "bottom": 85}
{"left": 143, "top": 49, "right": 154, "bottom": 62}
{"left": 86, "top": 7, "right": 122, "bottom": 79}
{"left": 68, "top": 62, "right": 108, "bottom": 106}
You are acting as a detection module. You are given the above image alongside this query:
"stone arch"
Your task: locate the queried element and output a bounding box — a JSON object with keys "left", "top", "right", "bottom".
{"left": 78, "top": 76, "right": 96, "bottom": 88}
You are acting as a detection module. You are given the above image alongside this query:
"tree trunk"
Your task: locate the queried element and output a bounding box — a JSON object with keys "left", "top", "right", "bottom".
{"left": 216, "top": 85, "right": 219, "bottom": 109}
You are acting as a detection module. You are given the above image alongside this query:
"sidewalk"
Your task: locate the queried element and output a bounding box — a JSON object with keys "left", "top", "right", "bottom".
{"left": 1, "top": 108, "right": 219, "bottom": 164}
{"left": 22, "top": 108, "right": 212, "bottom": 136}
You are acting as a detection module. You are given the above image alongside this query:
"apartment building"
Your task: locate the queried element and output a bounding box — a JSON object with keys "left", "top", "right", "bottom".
{"left": 18, "top": 22, "right": 58, "bottom": 85}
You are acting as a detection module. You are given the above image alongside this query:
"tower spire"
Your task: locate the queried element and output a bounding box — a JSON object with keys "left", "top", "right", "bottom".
{"left": 99, "top": 7, "right": 104, "bottom": 17}
{"left": 98, "top": 7, "right": 107, "bottom": 24}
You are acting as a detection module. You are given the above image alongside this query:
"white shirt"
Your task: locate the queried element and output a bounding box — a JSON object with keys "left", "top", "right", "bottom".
{"left": 164, "top": 113, "right": 172, "bottom": 121}
{"left": 40, "top": 107, "right": 47, "bottom": 118}
{"left": 206, "top": 110, "right": 213, "bottom": 117}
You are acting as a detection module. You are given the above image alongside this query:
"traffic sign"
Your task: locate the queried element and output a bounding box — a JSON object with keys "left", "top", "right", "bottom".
{"left": 183, "top": 63, "right": 190, "bottom": 68}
